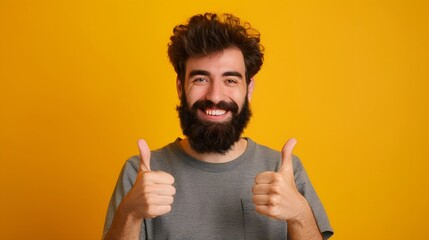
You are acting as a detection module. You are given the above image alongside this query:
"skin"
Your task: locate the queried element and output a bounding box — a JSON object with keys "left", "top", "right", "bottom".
{"left": 104, "top": 48, "right": 322, "bottom": 240}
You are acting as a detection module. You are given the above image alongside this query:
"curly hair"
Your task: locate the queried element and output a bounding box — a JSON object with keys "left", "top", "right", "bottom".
{"left": 167, "top": 13, "right": 264, "bottom": 84}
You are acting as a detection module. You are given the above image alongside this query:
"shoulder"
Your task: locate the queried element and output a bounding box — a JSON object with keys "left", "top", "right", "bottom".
{"left": 250, "top": 139, "right": 279, "bottom": 155}
{"left": 124, "top": 139, "right": 181, "bottom": 172}
{"left": 150, "top": 139, "right": 181, "bottom": 160}
{"left": 248, "top": 138, "right": 304, "bottom": 172}
{"left": 245, "top": 138, "right": 281, "bottom": 170}
{"left": 125, "top": 155, "right": 140, "bottom": 172}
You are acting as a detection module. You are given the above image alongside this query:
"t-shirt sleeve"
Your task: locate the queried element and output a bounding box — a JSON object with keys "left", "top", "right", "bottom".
{"left": 292, "top": 155, "right": 334, "bottom": 239}
{"left": 101, "top": 156, "right": 140, "bottom": 239}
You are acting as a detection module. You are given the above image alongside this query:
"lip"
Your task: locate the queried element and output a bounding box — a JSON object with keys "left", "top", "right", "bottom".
{"left": 197, "top": 108, "right": 231, "bottom": 122}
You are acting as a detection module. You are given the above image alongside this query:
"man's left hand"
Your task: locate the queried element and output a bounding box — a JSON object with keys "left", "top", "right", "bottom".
{"left": 252, "top": 138, "right": 308, "bottom": 221}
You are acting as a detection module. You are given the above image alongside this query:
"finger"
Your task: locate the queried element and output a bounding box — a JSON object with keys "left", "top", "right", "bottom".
{"left": 255, "top": 205, "right": 281, "bottom": 219}
{"left": 142, "top": 171, "right": 175, "bottom": 185}
{"left": 253, "top": 195, "right": 280, "bottom": 206}
{"left": 138, "top": 139, "right": 151, "bottom": 172}
{"left": 155, "top": 195, "right": 175, "bottom": 205}
{"left": 253, "top": 183, "right": 282, "bottom": 195}
{"left": 142, "top": 184, "right": 176, "bottom": 196}
{"left": 145, "top": 205, "right": 172, "bottom": 218}
{"left": 252, "top": 184, "right": 271, "bottom": 195}
{"left": 252, "top": 195, "right": 271, "bottom": 205}
{"left": 145, "top": 194, "right": 175, "bottom": 205}
{"left": 255, "top": 171, "right": 276, "bottom": 184}
{"left": 279, "top": 138, "right": 297, "bottom": 174}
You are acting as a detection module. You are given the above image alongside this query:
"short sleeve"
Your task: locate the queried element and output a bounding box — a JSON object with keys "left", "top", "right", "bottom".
{"left": 292, "top": 155, "right": 334, "bottom": 239}
{"left": 102, "top": 157, "right": 140, "bottom": 239}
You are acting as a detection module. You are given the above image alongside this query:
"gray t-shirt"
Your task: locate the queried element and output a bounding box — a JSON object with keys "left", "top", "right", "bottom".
{"left": 103, "top": 138, "right": 333, "bottom": 239}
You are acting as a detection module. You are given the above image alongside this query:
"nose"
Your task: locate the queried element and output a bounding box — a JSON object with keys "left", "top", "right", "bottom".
{"left": 205, "top": 80, "right": 226, "bottom": 104}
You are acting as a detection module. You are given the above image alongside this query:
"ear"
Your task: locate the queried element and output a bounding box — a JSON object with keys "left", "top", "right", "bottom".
{"left": 176, "top": 78, "right": 182, "bottom": 99}
{"left": 247, "top": 78, "right": 255, "bottom": 101}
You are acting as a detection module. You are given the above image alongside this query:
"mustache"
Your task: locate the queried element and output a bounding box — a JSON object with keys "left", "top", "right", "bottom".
{"left": 191, "top": 100, "right": 239, "bottom": 113}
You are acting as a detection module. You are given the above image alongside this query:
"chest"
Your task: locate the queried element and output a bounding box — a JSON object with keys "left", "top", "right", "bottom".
{"left": 143, "top": 169, "right": 286, "bottom": 240}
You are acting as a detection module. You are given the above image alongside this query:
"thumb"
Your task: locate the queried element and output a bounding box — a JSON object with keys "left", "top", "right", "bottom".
{"left": 279, "top": 138, "right": 297, "bottom": 174}
{"left": 137, "top": 139, "right": 151, "bottom": 171}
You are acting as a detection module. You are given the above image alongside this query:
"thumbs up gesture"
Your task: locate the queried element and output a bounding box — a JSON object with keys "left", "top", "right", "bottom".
{"left": 119, "top": 139, "right": 176, "bottom": 219}
{"left": 252, "top": 138, "right": 308, "bottom": 221}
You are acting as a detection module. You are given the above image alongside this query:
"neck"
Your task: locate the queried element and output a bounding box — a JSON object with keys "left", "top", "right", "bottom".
{"left": 179, "top": 138, "right": 248, "bottom": 163}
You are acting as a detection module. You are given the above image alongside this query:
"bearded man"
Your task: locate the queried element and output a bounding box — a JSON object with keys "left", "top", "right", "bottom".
{"left": 103, "top": 13, "right": 333, "bottom": 240}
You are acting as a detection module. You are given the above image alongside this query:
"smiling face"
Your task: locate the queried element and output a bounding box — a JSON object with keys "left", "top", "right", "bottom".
{"left": 178, "top": 47, "right": 253, "bottom": 119}
{"left": 176, "top": 47, "right": 255, "bottom": 154}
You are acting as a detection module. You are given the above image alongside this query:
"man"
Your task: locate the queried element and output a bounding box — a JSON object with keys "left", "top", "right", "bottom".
{"left": 103, "top": 13, "right": 333, "bottom": 239}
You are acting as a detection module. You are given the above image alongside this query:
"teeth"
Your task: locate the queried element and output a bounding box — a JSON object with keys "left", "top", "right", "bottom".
{"left": 206, "top": 109, "right": 226, "bottom": 116}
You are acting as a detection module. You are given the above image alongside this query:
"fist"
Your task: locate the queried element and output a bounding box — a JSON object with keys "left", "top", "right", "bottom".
{"left": 252, "top": 138, "right": 307, "bottom": 221}
{"left": 120, "top": 139, "right": 176, "bottom": 219}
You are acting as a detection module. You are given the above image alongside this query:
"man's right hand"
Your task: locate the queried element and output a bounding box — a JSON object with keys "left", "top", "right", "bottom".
{"left": 119, "top": 139, "right": 176, "bottom": 219}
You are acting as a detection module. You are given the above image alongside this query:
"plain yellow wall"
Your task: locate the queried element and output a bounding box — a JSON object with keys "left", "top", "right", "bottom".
{"left": 1, "top": 0, "right": 428, "bottom": 239}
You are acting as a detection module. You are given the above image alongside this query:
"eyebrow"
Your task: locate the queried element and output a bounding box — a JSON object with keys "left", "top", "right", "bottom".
{"left": 188, "top": 70, "right": 210, "bottom": 78}
{"left": 188, "top": 70, "right": 243, "bottom": 79}
{"left": 222, "top": 71, "right": 243, "bottom": 79}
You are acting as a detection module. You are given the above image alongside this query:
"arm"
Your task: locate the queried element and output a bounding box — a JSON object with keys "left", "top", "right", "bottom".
{"left": 286, "top": 196, "right": 322, "bottom": 240}
{"left": 104, "top": 203, "right": 143, "bottom": 240}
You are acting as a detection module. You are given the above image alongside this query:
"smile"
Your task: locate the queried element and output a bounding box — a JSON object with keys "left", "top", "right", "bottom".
{"left": 205, "top": 109, "right": 227, "bottom": 116}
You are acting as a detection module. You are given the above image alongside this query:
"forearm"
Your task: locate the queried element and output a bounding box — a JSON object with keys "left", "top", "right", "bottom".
{"left": 104, "top": 205, "right": 143, "bottom": 240}
{"left": 287, "top": 199, "right": 322, "bottom": 240}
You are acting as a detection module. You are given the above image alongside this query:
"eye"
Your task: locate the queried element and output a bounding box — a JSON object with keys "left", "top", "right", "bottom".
{"left": 225, "top": 79, "right": 238, "bottom": 86}
{"left": 192, "top": 77, "right": 209, "bottom": 85}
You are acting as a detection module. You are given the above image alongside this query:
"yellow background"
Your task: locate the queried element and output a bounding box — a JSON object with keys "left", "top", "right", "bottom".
{"left": 1, "top": 0, "right": 428, "bottom": 239}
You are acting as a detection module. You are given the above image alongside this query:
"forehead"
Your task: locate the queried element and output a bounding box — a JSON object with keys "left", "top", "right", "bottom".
{"left": 185, "top": 48, "right": 245, "bottom": 77}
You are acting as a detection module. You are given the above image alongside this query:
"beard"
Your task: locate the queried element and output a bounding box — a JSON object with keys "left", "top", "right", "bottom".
{"left": 176, "top": 93, "right": 252, "bottom": 154}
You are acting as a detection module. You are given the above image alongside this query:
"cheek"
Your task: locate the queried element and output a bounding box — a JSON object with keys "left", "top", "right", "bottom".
{"left": 184, "top": 90, "right": 202, "bottom": 107}
{"left": 185, "top": 87, "right": 208, "bottom": 101}
{"left": 232, "top": 88, "right": 248, "bottom": 104}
